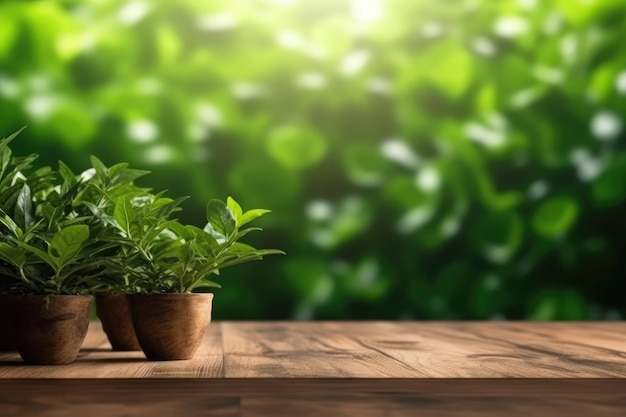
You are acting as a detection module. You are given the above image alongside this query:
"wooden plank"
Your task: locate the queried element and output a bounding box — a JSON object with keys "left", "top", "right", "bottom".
{"left": 221, "top": 322, "right": 626, "bottom": 378}
{"left": 3, "top": 322, "right": 626, "bottom": 416}
{"left": 2, "top": 378, "right": 626, "bottom": 395}
{"left": 2, "top": 322, "right": 626, "bottom": 379}
{"left": 241, "top": 394, "right": 626, "bottom": 417}
{"left": 0, "top": 321, "right": 224, "bottom": 378}
{"left": 0, "top": 380, "right": 625, "bottom": 417}
{"left": 221, "top": 321, "right": 424, "bottom": 378}
{"left": 0, "top": 388, "right": 240, "bottom": 417}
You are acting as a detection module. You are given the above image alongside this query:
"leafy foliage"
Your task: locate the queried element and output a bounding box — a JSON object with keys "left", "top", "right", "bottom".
{"left": 103, "top": 194, "right": 283, "bottom": 293}
{"left": 2, "top": 0, "right": 626, "bottom": 318}
{"left": 0, "top": 133, "right": 100, "bottom": 294}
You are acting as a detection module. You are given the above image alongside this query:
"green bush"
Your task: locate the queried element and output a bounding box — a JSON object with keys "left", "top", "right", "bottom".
{"left": 1, "top": 0, "right": 625, "bottom": 319}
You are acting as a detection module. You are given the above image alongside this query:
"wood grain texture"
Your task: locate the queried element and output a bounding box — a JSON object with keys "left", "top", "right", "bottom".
{"left": 2, "top": 321, "right": 626, "bottom": 416}
{"left": 242, "top": 394, "right": 626, "bottom": 417}
{"left": 2, "top": 393, "right": 625, "bottom": 417}
{"left": 222, "top": 321, "right": 626, "bottom": 378}
{"left": 2, "top": 321, "right": 626, "bottom": 379}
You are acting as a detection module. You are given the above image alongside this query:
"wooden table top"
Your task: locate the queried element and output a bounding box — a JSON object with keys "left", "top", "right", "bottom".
{"left": 2, "top": 321, "right": 626, "bottom": 379}
{"left": 2, "top": 321, "right": 626, "bottom": 416}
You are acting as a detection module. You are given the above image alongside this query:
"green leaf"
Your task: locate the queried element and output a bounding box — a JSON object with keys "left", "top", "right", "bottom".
{"left": 90, "top": 155, "right": 109, "bottom": 183}
{"left": 176, "top": 240, "right": 194, "bottom": 266}
{"left": 166, "top": 222, "right": 193, "bottom": 240}
{"left": 196, "top": 280, "right": 222, "bottom": 289}
{"left": 49, "top": 225, "right": 90, "bottom": 269}
{"left": 110, "top": 167, "right": 151, "bottom": 187}
{"left": 0, "top": 208, "right": 22, "bottom": 237}
{"left": 80, "top": 201, "right": 117, "bottom": 228}
{"left": 156, "top": 196, "right": 189, "bottom": 219}
{"left": 58, "top": 160, "right": 78, "bottom": 190}
{"left": 227, "top": 196, "right": 243, "bottom": 223}
{"left": 187, "top": 226, "right": 219, "bottom": 257}
{"left": 206, "top": 199, "right": 236, "bottom": 237}
{"left": 0, "top": 242, "right": 25, "bottom": 267}
{"left": 114, "top": 196, "right": 136, "bottom": 236}
{"left": 0, "top": 146, "right": 12, "bottom": 182}
{"left": 12, "top": 239, "right": 58, "bottom": 270}
{"left": 233, "top": 227, "right": 263, "bottom": 241}
{"left": 230, "top": 242, "right": 256, "bottom": 253}
{"left": 239, "top": 209, "right": 271, "bottom": 227}
{"left": 0, "top": 126, "right": 26, "bottom": 145}
{"left": 14, "top": 183, "right": 34, "bottom": 232}
{"left": 532, "top": 196, "right": 579, "bottom": 239}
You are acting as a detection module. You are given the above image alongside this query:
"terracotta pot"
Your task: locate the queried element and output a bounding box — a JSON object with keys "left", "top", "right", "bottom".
{"left": 95, "top": 294, "right": 141, "bottom": 351}
{"left": 13, "top": 295, "right": 92, "bottom": 365}
{"left": 129, "top": 293, "right": 213, "bottom": 361}
{"left": 0, "top": 295, "right": 16, "bottom": 351}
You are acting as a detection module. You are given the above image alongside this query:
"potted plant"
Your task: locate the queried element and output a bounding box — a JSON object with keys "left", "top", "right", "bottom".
{"left": 104, "top": 194, "right": 284, "bottom": 360}
{"left": 0, "top": 127, "right": 46, "bottom": 351}
{"left": 0, "top": 129, "right": 114, "bottom": 364}
{"left": 58, "top": 155, "right": 151, "bottom": 351}
{"left": 0, "top": 183, "right": 100, "bottom": 364}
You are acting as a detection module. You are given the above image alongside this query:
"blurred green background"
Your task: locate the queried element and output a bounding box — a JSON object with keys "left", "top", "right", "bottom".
{"left": 1, "top": 0, "right": 625, "bottom": 320}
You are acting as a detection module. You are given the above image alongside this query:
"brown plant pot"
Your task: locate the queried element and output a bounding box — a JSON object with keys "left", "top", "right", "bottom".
{"left": 13, "top": 295, "right": 92, "bottom": 365}
{"left": 129, "top": 293, "right": 213, "bottom": 361}
{"left": 0, "top": 295, "right": 16, "bottom": 351}
{"left": 95, "top": 294, "right": 141, "bottom": 351}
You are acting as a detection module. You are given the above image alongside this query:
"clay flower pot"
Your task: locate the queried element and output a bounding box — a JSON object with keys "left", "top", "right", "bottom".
{"left": 129, "top": 293, "right": 213, "bottom": 361}
{"left": 0, "top": 295, "right": 16, "bottom": 351}
{"left": 95, "top": 294, "right": 141, "bottom": 351}
{"left": 13, "top": 295, "right": 92, "bottom": 365}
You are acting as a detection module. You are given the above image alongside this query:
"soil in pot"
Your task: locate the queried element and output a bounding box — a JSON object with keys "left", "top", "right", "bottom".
{"left": 14, "top": 295, "right": 92, "bottom": 365}
{"left": 95, "top": 294, "right": 141, "bottom": 351}
{"left": 0, "top": 295, "right": 16, "bottom": 351}
{"left": 129, "top": 293, "right": 213, "bottom": 361}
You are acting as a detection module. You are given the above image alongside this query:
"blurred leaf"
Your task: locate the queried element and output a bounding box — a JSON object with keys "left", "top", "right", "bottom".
{"left": 49, "top": 102, "right": 96, "bottom": 148}
{"left": 529, "top": 289, "right": 587, "bottom": 320}
{"left": 228, "top": 159, "right": 298, "bottom": 208}
{"left": 342, "top": 258, "right": 391, "bottom": 300}
{"left": 591, "top": 155, "right": 626, "bottom": 207}
{"left": 471, "top": 274, "right": 501, "bottom": 319}
{"left": 342, "top": 144, "right": 387, "bottom": 186}
{"left": 532, "top": 196, "right": 579, "bottom": 239}
{"left": 282, "top": 258, "right": 333, "bottom": 303}
{"left": 0, "top": 8, "right": 18, "bottom": 59}
{"left": 267, "top": 125, "right": 327, "bottom": 171}
{"left": 310, "top": 196, "right": 372, "bottom": 250}
{"left": 470, "top": 211, "right": 524, "bottom": 263}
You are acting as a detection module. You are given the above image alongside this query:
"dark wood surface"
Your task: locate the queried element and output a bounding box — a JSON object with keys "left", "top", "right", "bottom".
{"left": 1, "top": 321, "right": 626, "bottom": 416}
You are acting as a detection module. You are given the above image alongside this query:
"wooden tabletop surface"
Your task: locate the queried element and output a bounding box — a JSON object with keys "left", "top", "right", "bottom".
{"left": 1, "top": 321, "right": 626, "bottom": 416}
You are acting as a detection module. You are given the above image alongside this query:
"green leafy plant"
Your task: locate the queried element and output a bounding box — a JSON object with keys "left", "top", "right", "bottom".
{"left": 0, "top": 128, "right": 284, "bottom": 298}
{"left": 0, "top": 181, "right": 111, "bottom": 295}
{"left": 0, "top": 130, "right": 150, "bottom": 295}
{"left": 58, "top": 155, "right": 152, "bottom": 293}
{"left": 108, "top": 194, "right": 284, "bottom": 293}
